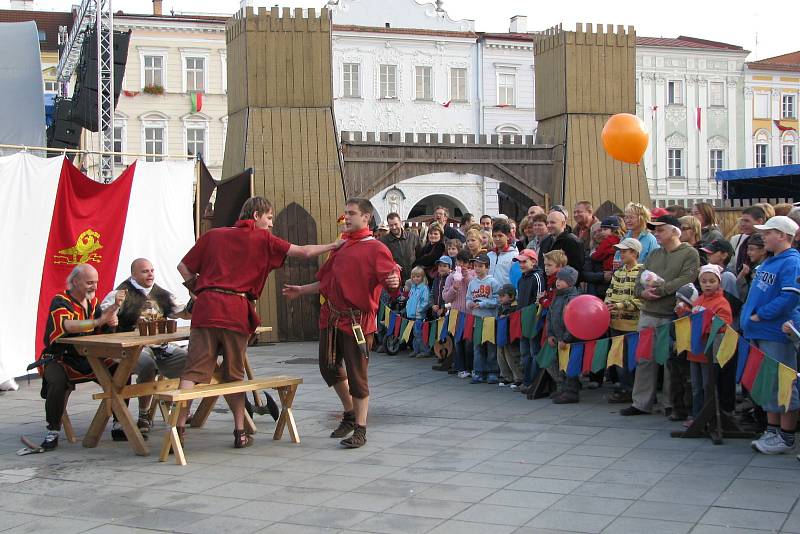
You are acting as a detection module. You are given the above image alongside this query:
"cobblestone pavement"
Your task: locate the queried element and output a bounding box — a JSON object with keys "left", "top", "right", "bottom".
{"left": 2, "top": 342, "right": 800, "bottom": 533}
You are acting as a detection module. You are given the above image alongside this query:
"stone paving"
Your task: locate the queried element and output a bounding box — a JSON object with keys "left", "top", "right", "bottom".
{"left": 3, "top": 342, "right": 800, "bottom": 533}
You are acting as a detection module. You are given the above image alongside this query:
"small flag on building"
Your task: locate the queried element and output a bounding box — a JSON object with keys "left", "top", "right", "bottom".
{"left": 190, "top": 92, "right": 203, "bottom": 113}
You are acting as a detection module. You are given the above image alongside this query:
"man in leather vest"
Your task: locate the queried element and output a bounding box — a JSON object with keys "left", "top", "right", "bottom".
{"left": 100, "top": 258, "right": 190, "bottom": 434}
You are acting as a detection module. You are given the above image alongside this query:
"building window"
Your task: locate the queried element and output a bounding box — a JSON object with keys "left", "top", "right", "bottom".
{"left": 709, "top": 82, "right": 725, "bottom": 107}
{"left": 379, "top": 64, "right": 397, "bottom": 99}
{"left": 220, "top": 52, "right": 227, "bottom": 94}
{"left": 754, "top": 93, "right": 770, "bottom": 119}
{"left": 709, "top": 149, "right": 724, "bottom": 178}
{"left": 784, "top": 145, "right": 796, "bottom": 165}
{"left": 38, "top": 30, "right": 46, "bottom": 42}
{"left": 342, "top": 63, "right": 360, "bottom": 98}
{"left": 450, "top": 68, "right": 467, "bottom": 102}
{"left": 667, "top": 148, "right": 683, "bottom": 177}
{"left": 755, "top": 143, "right": 769, "bottom": 168}
{"left": 667, "top": 80, "right": 683, "bottom": 105}
{"left": 143, "top": 55, "right": 164, "bottom": 87}
{"left": 113, "top": 125, "right": 125, "bottom": 165}
{"left": 144, "top": 126, "right": 164, "bottom": 162}
{"left": 635, "top": 78, "right": 641, "bottom": 104}
{"left": 44, "top": 80, "right": 58, "bottom": 93}
{"left": 498, "top": 72, "right": 516, "bottom": 106}
{"left": 783, "top": 94, "right": 796, "bottom": 119}
{"left": 415, "top": 66, "right": 432, "bottom": 101}
{"left": 185, "top": 57, "right": 205, "bottom": 92}
{"left": 186, "top": 125, "right": 206, "bottom": 160}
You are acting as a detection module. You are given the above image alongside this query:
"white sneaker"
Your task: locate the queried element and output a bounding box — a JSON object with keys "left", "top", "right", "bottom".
{"left": 750, "top": 428, "right": 777, "bottom": 448}
{"left": 509, "top": 383, "right": 520, "bottom": 390}
{"left": 498, "top": 381, "right": 509, "bottom": 387}
{"left": 0, "top": 379, "right": 19, "bottom": 392}
{"left": 457, "top": 371, "right": 471, "bottom": 379}
{"left": 753, "top": 432, "right": 794, "bottom": 455}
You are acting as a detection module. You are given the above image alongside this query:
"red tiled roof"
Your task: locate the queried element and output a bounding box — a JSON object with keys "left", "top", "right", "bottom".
{"left": 480, "top": 32, "right": 535, "bottom": 42}
{"left": 0, "top": 9, "right": 74, "bottom": 52}
{"left": 636, "top": 35, "right": 744, "bottom": 51}
{"left": 333, "top": 24, "right": 476, "bottom": 38}
{"left": 748, "top": 51, "right": 800, "bottom": 72}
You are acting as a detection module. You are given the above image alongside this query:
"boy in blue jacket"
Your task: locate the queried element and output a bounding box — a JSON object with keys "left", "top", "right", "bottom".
{"left": 743, "top": 217, "right": 800, "bottom": 455}
{"left": 467, "top": 253, "right": 502, "bottom": 383}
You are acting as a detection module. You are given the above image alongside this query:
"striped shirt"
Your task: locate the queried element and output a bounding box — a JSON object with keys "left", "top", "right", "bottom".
{"left": 605, "top": 263, "right": 643, "bottom": 331}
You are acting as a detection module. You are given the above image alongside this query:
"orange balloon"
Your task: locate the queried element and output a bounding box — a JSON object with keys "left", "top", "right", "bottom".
{"left": 601, "top": 113, "right": 649, "bottom": 164}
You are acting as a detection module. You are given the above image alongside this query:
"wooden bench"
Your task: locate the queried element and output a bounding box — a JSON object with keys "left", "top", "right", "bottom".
{"left": 154, "top": 376, "right": 302, "bottom": 465}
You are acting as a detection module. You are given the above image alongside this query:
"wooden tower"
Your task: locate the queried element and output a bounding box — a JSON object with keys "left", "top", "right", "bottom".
{"left": 534, "top": 24, "right": 650, "bottom": 215}
{"left": 224, "top": 7, "right": 346, "bottom": 342}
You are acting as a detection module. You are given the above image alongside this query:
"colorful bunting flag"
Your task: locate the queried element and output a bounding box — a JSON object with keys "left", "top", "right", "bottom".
{"left": 448, "top": 310, "right": 459, "bottom": 336}
{"left": 509, "top": 311, "right": 522, "bottom": 342}
{"left": 582, "top": 340, "right": 597, "bottom": 374}
{"left": 626, "top": 333, "right": 639, "bottom": 371}
{"left": 428, "top": 321, "right": 437, "bottom": 349}
{"left": 558, "top": 343, "right": 571, "bottom": 372}
{"left": 401, "top": 319, "right": 414, "bottom": 343}
{"left": 377, "top": 304, "right": 385, "bottom": 324}
{"left": 736, "top": 336, "right": 751, "bottom": 383}
{"left": 715, "top": 327, "right": 739, "bottom": 368}
{"left": 393, "top": 316, "right": 402, "bottom": 337}
{"left": 473, "top": 317, "right": 484, "bottom": 345}
{"left": 567, "top": 344, "right": 583, "bottom": 378}
{"left": 675, "top": 316, "right": 691, "bottom": 354}
{"left": 455, "top": 312, "right": 466, "bottom": 342}
{"left": 778, "top": 364, "right": 797, "bottom": 411}
{"left": 654, "top": 322, "right": 671, "bottom": 365}
{"left": 749, "top": 356, "right": 777, "bottom": 408}
{"left": 704, "top": 316, "right": 727, "bottom": 353}
{"left": 607, "top": 335, "right": 624, "bottom": 368}
{"left": 636, "top": 328, "right": 654, "bottom": 363}
{"left": 538, "top": 341, "right": 556, "bottom": 368}
{"left": 438, "top": 317, "right": 448, "bottom": 343}
{"left": 521, "top": 306, "right": 537, "bottom": 338}
{"left": 463, "top": 314, "right": 475, "bottom": 341}
{"left": 388, "top": 313, "right": 397, "bottom": 336}
{"left": 741, "top": 345, "right": 766, "bottom": 391}
{"left": 592, "top": 338, "right": 610, "bottom": 373}
{"left": 690, "top": 312, "right": 705, "bottom": 355}
{"left": 482, "top": 317, "right": 495, "bottom": 345}
{"left": 497, "top": 317, "right": 508, "bottom": 348}
{"left": 421, "top": 320, "right": 430, "bottom": 346}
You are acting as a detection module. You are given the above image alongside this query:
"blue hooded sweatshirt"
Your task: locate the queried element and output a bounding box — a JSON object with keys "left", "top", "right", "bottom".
{"left": 741, "top": 247, "right": 800, "bottom": 342}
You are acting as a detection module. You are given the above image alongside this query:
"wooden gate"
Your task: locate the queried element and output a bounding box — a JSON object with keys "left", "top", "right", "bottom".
{"left": 273, "top": 202, "right": 320, "bottom": 341}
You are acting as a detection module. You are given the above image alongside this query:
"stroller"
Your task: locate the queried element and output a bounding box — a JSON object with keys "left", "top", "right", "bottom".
{"left": 382, "top": 292, "right": 408, "bottom": 355}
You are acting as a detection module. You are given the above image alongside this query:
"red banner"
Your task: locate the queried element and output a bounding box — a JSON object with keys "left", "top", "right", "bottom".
{"left": 34, "top": 160, "right": 136, "bottom": 359}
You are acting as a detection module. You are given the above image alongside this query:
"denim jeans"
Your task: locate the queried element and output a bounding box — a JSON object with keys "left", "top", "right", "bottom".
{"left": 690, "top": 362, "right": 709, "bottom": 417}
{"left": 473, "top": 341, "right": 499, "bottom": 376}
{"left": 453, "top": 338, "right": 473, "bottom": 372}
{"left": 610, "top": 328, "right": 635, "bottom": 392}
{"left": 520, "top": 336, "right": 540, "bottom": 386}
{"left": 412, "top": 320, "right": 428, "bottom": 355}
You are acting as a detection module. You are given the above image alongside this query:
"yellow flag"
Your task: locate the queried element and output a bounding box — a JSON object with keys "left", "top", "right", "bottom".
{"left": 674, "top": 316, "right": 691, "bottom": 354}
{"left": 382, "top": 306, "right": 391, "bottom": 328}
{"left": 778, "top": 363, "right": 797, "bottom": 412}
{"left": 607, "top": 335, "right": 624, "bottom": 368}
{"left": 437, "top": 317, "right": 446, "bottom": 340}
{"left": 482, "top": 317, "right": 496, "bottom": 344}
{"left": 401, "top": 321, "right": 414, "bottom": 343}
{"left": 448, "top": 310, "right": 459, "bottom": 336}
{"left": 715, "top": 327, "right": 739, "bottom": 368}
{"left": 558, "top": 344, "right": 571, "bottom": 372}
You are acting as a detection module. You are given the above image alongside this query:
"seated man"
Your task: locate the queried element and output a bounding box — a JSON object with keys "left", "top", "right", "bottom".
{"left": 100, "top": 258, "right": 191, "bottom": 434}
{"left": 33, "top": 264, "right": 122, "bottom": 450}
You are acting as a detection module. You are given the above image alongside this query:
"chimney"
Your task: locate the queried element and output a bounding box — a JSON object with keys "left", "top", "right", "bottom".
{"left": 509, "top": 15, "right": 528, "bottom": 34}
{"left": 152, "top": 0, "right": 162, "bottom": 16}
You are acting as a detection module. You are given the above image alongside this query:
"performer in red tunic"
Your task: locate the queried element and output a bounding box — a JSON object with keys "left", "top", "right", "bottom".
{"left": 177, "top": 196, "right": 343, "bottom": 448}
{"left": 284, "top": 198, "right": 400, "bottom": 448}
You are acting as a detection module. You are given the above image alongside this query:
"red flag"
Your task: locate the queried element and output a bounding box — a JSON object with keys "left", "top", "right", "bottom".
{"left": 775, "top": 120, "right": 796, "bottom": 132}
{"left": 393, "top": 317, "right": 402, "bottom": 337}
{"left": 441, "top": 100, "right": 451, "bottom": 108}
{"left": 421, "top": 321, "right": 430, "bottom": 344}
{"left": 635, "top": 327, "right": 654, "bottom": 362}
{"left": 696, "top": 107, "right": 701, "bottom": 131}
{"left": 463, "top": 314, "right": 475, "bottom": 341}
{"left": 509, "top": 311, "right": 522, "bottom": 342}
{"left": 582, "top": 340, "right": 597, "bottom": 374}
{"left": 741, "top": 346, "right": 766, "bottom": 391}
{"left": 35, "top": 160, "right": 136, "bottom": 360}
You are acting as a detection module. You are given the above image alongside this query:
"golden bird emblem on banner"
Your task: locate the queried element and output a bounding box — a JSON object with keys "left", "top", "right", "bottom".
{"left": 54, "top": 229, "right": 103, "bottom": 265}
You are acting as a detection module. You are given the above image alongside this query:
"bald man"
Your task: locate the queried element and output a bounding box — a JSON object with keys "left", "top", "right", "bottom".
{"left": 34, "top": 264, "right": 122, "bottom": 450}
{"left": 538, "top": 210, "right": 585, "bottom": 275}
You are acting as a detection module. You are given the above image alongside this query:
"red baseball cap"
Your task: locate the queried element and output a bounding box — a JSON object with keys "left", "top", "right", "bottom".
{"left": 513, "top": 249, "right": 538, "bottom": 263}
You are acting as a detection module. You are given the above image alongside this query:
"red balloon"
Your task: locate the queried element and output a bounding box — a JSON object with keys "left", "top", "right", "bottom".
{"left": 563, "top": 295, "right": 611, "bottom": 341}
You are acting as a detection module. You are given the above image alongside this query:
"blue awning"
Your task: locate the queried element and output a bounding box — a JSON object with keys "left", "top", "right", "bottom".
{"left": 716, "top": 164, "right": 800, "bottom": 181}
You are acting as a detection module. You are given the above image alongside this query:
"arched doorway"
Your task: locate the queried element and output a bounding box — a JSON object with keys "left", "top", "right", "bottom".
{"left": 407, "top": 194, "right": 467, "bottom": 220}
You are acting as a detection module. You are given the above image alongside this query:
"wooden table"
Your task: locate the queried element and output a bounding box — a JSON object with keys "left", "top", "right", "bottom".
{"left": 58, "top": 327, "right": 191, "bottom": 456}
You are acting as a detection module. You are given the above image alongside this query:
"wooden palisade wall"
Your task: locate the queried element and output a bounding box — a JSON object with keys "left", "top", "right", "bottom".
{"left": 534, "top": 23, "right": 651, "bottom": 213}
{"left": 224, "top": 7, "right": 346, "bottom": 341}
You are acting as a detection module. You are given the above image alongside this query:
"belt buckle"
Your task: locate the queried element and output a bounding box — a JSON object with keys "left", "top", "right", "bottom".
{"left": 351, "top": 323, "right": 366, "bottom": 346}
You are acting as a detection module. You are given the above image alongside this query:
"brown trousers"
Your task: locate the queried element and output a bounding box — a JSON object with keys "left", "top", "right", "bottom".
{"left": 181, "top": 327, "right": 248, "bottom": 384}
{"left": 318, "top": 328, "right": 372, "bottom": 399}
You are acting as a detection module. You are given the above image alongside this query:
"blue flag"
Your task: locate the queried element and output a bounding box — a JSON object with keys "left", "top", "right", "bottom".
{"left": 626, "top": 332, "right": 639, "bottom": 371}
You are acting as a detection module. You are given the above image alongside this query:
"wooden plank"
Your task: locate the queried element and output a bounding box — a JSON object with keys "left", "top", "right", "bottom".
{"left": 320, "top": 9, "right": 333, "bottom": 106}
{"left": 266, "top": 7, "right": 279, "bottom": 108}
{"left": 155, "top": 377, "right": 303, "bottom": 402}
{"left": 282, "top": 8, "right": 294, "bottom": 107}
{"left": 292, "top": 8, "right": 306, "bottom": 109}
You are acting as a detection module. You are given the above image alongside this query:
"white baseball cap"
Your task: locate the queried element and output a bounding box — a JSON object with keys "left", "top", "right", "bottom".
{"left": 754, "top": 215, "right": 799, "bottom": 236}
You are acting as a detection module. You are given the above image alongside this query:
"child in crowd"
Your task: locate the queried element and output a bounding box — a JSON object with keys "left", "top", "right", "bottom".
{"left": 604, "top": 238, "right": 644, "bottom": 404}
{"left": 684, "top": 264, "right": 733, "bottom": 422}
{"left": 467, "top": 253, "right": 501, "bottom": 384}
{"left": 546, "top": 266, "right": 581, "bottom": 404}
{"left": 465, "top": 228, "right": 485, "bottom": 258}
{"left": 406, "top": 266, "right": 431, "bottom": 358}
{"left": 430, "top": 256, "right": 452, "bottom": 320}
{"left": 444, "top": 249, "right": 476, "bottom": 378}
{"left": 593, "top": 217, "right": 624, "bottom": 272}
{"left": 480, "top": 230, "right": 493, "bottom": 251}
{"left": 736, "top": 233, "right": 767, "bottom": 301}
{"left": 700, "top": 239, "right": 739, "bottom": 304}
{"left": 446, "top": 239, "right": 462, "bottom": 266}
{"left": 496, "top": 284, "right": 524, "bottom": 388}
{"left": 489, "top": 220, "right": 517, "bottom": 286}
{"left": 540, "top": 249, "right": 567, "bottom": 309}
{"left": 515, "top": 249, "right": 546, "bottom": 394}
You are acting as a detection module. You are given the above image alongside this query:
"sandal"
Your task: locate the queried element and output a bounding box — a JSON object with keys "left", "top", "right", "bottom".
{"left": 233, "top": 429, "right": 254, "bottom": 449}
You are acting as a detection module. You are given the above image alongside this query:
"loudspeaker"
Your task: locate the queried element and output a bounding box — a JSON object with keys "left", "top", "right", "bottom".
{"left": 70, "top": 30, "right": 131, "bottom": 132}
{"left": 47, "top": 98, "right": 82, "bottom": 159}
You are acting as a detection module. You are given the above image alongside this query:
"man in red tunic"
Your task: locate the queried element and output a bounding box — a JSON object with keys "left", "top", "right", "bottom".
{"left": 284, "top": 198, "right": 400, "bottom": 448}
{"left": 177, "top": 196, "right": 343, "bottom": 448}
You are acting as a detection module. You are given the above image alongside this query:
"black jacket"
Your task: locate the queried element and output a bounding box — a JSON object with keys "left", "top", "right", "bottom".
{"left": 539, "top": 231, "right": 585, "bottom": 278}
{"left": 517, "top": 269, "right": 544, "bottom": 308}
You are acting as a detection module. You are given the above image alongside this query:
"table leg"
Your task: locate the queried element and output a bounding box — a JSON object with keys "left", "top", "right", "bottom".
{"left": 160, "top": 401, "right": 186, "bottom": 466}
{"left": 273, "top": 384, "right": 299, "bottom": 444}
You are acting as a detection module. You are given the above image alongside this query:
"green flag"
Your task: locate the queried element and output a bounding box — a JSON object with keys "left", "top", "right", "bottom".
{"left": 592, "top": 338, "right": 610, "bottom": 373}
{"left": 654, "top": 322, "right": 672, "bottom": 365}
{"left": 704, "top": 316, "right": 727, "bottom": 353}
{"left": 537, "top": 341, "right": 556, "bottom": 368}
{"left": 750, "top": 357, "right": 778, "bottom": 408}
